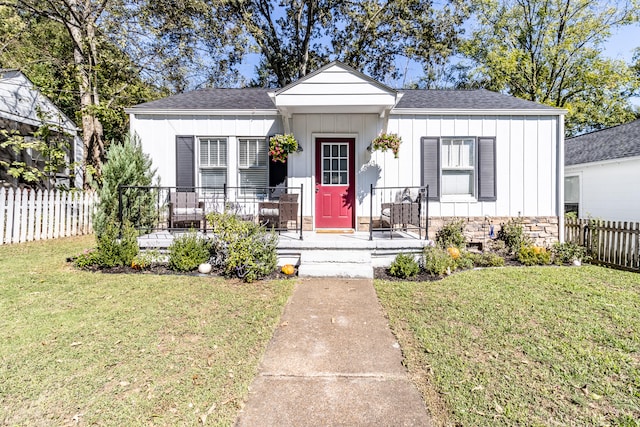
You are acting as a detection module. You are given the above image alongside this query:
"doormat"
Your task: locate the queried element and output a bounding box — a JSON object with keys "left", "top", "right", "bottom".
{"left": 315, "top": 229, "right": 355, "bottom": 234}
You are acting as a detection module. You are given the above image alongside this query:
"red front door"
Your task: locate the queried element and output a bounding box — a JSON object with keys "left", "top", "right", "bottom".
{"left": 315, "top": 138, "right": 355, "bottom": 229}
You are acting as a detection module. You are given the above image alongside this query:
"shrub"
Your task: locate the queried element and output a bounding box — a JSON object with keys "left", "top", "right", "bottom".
{"left": 389, "top": 253, "right": 420, "bottom": 278}
{"left": 207, "top": 212, "right": 278, "bottom": 282}
{"left": 469, "top": 252, "right": 505, "bottom": 267}
{"left": 168, "top": 231, "right": 211, "bottom": 272}
{"left": 455, "top": 252, "right": 475, "bottom": 270}
{"left": 436, "top": 219, "right": 466, "bottom": 249}
{"left": 552, "top": 242, "right": 588, "bottom": 265}
{"left": 74, "top": 221, "right": 139, "bottom": 269}
{"left": 93, "top": 134, "right": 158, "bottom": 238}
{"left": 517, "top": 245, "right": 551, "bottom": 266}
{"left": 497, "top": 219, "right": 531, "bottom": 254}
{"left": 423, "top": 247, "right": 456, "bottom": 276}
{"left": 131, "top": 250, "right": 163, "bottom": 270}
{"left": 96, "top": 221, "right": 139, "bottom": 267}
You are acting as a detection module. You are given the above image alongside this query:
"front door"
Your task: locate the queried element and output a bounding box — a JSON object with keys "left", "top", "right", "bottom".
{"left": 315, "top": 138, "right": 355, "bottom": 229}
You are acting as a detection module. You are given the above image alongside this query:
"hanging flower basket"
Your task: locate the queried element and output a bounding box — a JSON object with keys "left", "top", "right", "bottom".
{"left": 372, "top": 133, "right": 402, "bottom": 158}
{"left": 269, "top": 134, "right": 299, "bottom": 163}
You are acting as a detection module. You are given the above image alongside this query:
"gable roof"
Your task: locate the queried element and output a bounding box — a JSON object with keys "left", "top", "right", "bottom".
{"left": 565, "top": 119, "right": 640, "bottom": 166}
{"left": 127, "top": 62, "right": 564, "bottom": 116}
{"left": 275, "top": 61, "right": 397, "bottom": 96}
{"left": 0, "top": 69, "right": 78, "bottom": 133}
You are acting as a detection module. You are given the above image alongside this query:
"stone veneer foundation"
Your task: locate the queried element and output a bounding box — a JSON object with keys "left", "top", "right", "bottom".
{"left": 356, "top": 216, "right": 559, "bottom": 248}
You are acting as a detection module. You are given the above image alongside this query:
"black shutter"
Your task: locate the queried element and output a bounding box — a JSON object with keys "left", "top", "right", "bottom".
{"left": 176, "top": 136, "right": 195, "bottom": 191}
{"left": 477, "top": 137, "right": 496, "bottom": 201}
{"left": 421, "top": 137, "right": 440, "bottom": 201}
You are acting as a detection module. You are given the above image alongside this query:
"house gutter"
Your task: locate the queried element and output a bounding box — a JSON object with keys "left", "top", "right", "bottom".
{"left": 123, "top": 108, "right": 280, "bottom": 116}
{"left": 391, "top": 108, "right": 567, "bottom": 116}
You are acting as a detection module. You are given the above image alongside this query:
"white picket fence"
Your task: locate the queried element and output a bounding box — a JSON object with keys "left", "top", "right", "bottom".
{"left": 0, "top": 187, "right": 97, "bottom": 245}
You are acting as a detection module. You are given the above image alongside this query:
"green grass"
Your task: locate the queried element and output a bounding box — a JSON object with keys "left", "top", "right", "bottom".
{"left": 376, "top": 266, "right": 640, "bottom": 426}
{"left": 0, "top": 236, "right": 294, "bottom": 426}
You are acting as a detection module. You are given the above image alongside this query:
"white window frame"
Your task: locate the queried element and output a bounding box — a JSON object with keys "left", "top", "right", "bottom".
{"left": 441, "top": 137, "right": 476, "bottom": 199}
{"left": 198, "top": 137, "right": 227, "bottom": 189}
{"left": 238, "top": 137, "right": 268, "bottom": 196}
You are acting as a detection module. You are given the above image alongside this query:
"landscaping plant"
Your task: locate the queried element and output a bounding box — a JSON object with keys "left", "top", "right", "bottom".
{"left": 435, "top": 219, "right": 466, "bottom": 249}
{"left": 517, "top": 245, "right": 551, "bottom": 266}
{"left": 552, "top": 241, "right": 588, "bottom": 265}
{"left": 73, "top": 221, "right": 139, "bottom": 268}
{"left": 93, "top": 134, "right": 158, "bottom": 238}
{"left": 423, "top": 246, "right": 457, "bottom": 276}
{"left": 389, "top": 253, "right": 420, "bottom": 278}
{"left": 167, "top": 231, "right": 211, "bottom": 272}
{"left": 469, "top": 251, "right": 505, "bottom": 267}
{"left": 497, "top": 218, "right": 530, "bottom": 254}
{"left": 207, "top": 212, "right": 278, "bottom": 282}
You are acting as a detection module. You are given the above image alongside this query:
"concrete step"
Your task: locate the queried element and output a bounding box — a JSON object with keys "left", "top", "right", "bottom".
{"left": 300, "top": 250, "right": 372, "bottom": 264}
{"left": 297, "top": 249, "right": 373, "bottom": 279}
{"left": 298, "top": 263, "right": 373, "bottom": 279}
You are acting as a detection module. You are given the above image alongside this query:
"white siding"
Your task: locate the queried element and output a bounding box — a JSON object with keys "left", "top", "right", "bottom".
{"left": 566, "top": 157, "right": 640, "bottom": 222}
{"left": 130, "top": 114, "right": 282, "bottom": 187}
{"left": 132, "top": 111, "right": 560, "bottom": 224}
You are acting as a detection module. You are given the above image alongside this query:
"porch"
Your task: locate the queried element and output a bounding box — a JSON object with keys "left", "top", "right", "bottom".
{"left": 138, "top": 229, "right": 432, "bottom": 278}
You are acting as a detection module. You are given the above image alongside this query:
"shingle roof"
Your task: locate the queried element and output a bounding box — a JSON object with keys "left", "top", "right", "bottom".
{"left": 565, "top": 119, "right": 640, "bottom": 166}
{"left": 129, "top": 87, "right": 559, "bottom": 112}
{"left": 130, "top": 88, "right": 276, "bottom": 110}
{"left": 394, "top": 89, "right": 558, "bottom": 110}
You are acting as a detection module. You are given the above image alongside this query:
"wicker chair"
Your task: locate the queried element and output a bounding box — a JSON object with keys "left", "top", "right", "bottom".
{"left": 259, "top": 193, "right": 299, "bottom": 230}
{"left": 381, "top": 191, "right": 421, "bottom": 235}
{"left": 168, "top": 191, "right": 206, "bottom": 229}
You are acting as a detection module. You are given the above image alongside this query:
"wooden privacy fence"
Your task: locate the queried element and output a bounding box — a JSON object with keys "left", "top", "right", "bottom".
{"left": 565, "top": 218, "right": 640, "bottom": 272}
{"left": 0, "top": 187, "right": 97, "bottom": 245}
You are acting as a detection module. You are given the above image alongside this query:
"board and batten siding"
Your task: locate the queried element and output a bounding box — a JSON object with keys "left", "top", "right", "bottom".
{"left": 129, "top": 114, "right": 282, "bottom": 187}
{"left": 566, "top": 156, "right": 640, "bottom": 222}
{"left": 383, "top": 114, "right": 559, "bottom": 218}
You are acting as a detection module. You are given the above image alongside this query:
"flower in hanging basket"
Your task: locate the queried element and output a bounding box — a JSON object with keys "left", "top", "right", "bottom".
{"left": 269, "top": 134, "right": 299, "bottom": 163}
{"left": 372, "top": 133, "right": 402, "bottom": 158}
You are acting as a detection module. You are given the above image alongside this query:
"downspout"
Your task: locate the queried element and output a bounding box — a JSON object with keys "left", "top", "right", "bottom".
{"left": 557, "top": 114, "right": 565, "bottom": 243}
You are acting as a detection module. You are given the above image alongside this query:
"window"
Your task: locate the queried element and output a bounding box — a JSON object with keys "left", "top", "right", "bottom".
{"left": 238, "top": 138, "right": 268, "bottom": 195}
{"left": 422, "top": 136, "right": 496, "bottom": 201}
{"left": 321, "top": 143, "right": 348, "bottom": 185}
{"left": 441, "top": 138, "right": 475, "bottom": 196}
{"left": 199, "top": 137, "right": 227, "bottom": 188}
{"left": 564, "top": 175, "right": 580, "bottom": 216}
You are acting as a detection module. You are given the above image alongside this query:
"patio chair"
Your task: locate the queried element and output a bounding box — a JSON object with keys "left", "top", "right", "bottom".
{"left": 168, "top": 191, "right": 206, "bottom": 229}
{"left": 258, "top": 193, "right": 299, "bottom": 230}
{"left": 381, "top": 190, "right": 421, "bottom": 235}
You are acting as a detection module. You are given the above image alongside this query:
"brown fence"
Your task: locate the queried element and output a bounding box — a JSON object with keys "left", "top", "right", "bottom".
{"left": 565, "top": 218, "right": 640, "bottom": 272}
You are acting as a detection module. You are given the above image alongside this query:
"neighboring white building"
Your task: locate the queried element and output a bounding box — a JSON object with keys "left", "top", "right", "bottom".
{"left": 565, "top": 119, "right": 640, "bottom": 223}
{"left": 127, "top": 62, "right": 566, "bottom": 244}
{"left": 0, "top": 69, "right": 83, "bottom": 189}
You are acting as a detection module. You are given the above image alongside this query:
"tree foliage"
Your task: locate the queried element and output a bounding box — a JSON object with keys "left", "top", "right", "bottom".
{"left": 93, "top": 134, "right": 157, "bottom": 238}
{"left": 461, "top": 0, "right": 640, "bottom": 135}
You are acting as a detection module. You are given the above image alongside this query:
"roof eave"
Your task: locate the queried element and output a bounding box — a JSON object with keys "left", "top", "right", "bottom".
{"left": 566, "top": 154, "right": 640, "bottom": 168}
{"left": 125, "top": 108, "right": 280, "bottom": 116}
{"left": 390, "top": 108, "right": 567, "bottom": 116}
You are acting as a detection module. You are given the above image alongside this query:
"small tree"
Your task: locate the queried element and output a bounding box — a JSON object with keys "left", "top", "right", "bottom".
{"left": 93, "top": 134, "right": 157, "bottom": 237}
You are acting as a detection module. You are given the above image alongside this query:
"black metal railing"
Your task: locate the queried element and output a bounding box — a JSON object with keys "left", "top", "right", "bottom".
{"left": 117, "top": 184, "right": 304, "bottom": 240}
{"left": 368, "top": 184, "right": 429, "bottom": 240}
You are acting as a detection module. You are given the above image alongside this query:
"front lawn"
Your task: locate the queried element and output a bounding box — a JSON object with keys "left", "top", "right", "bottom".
{"left": 0, "top": 236, "right": 294, "bottom": 426}
{"left": 376, "top": 266, "right": 640, "bottom": 426}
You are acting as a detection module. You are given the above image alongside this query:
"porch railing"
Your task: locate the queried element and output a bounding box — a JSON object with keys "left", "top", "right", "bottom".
{"left": 369, "top": 185, "right": 429, "bottom": 240}
{"left": 117, "top": 184, "right": 304, "bottom": 240}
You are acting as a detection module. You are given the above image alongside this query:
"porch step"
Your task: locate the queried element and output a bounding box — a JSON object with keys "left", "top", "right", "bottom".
{"left": 297, "top": 250, "right": 373, "bottom": 279}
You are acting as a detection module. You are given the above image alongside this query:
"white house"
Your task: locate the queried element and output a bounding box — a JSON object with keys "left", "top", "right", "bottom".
{"left": 127, "top": 62, "right": 566, "bottom": 244}
{"left": 0, "top": 69, "right": 83, "bottom": 188}
{"left": 565, "top": 119, "right": 640, "bottom": 223}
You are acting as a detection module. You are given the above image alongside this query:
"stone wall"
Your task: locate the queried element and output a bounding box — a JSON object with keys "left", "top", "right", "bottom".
{"left": 427, "top": 216, "right": 559, "bottom": 248}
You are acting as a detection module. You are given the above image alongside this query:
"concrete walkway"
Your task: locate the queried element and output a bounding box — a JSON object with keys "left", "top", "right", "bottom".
{"left": 235, "top": 278, "right": 432, "bottom": 426}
